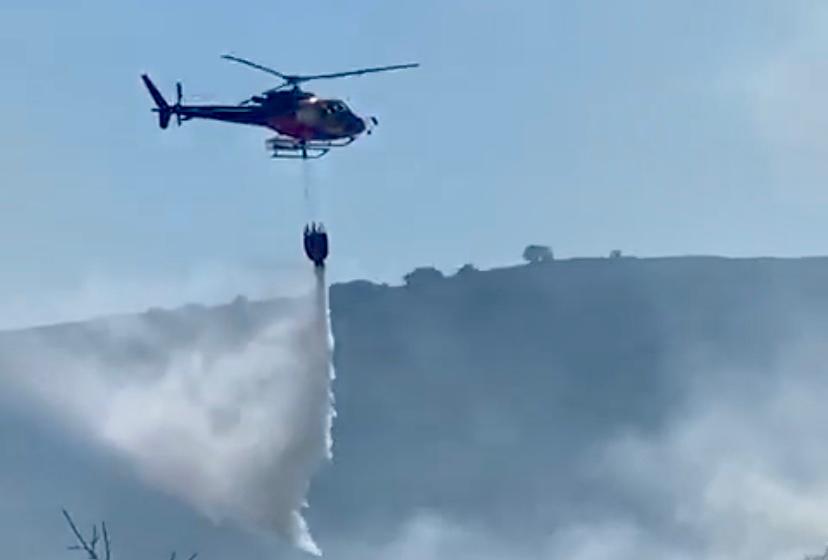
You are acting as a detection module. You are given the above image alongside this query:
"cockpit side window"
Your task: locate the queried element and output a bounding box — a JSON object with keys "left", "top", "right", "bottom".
{"left": 332, "top": 102, "right": 345, "bottom": 113}
{"left": 323, "top": 101, "right": 348, "bottom": 115}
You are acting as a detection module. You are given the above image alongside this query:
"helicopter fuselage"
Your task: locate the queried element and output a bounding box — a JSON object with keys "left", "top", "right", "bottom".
{"left": 141, "top": 55, "right": 416, "bottom": 158}
{"left": 170, "top": 95, "right": 367, "bottom": 141}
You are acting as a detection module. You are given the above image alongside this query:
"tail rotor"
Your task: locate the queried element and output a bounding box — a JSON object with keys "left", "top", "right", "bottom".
{"left": 175, "top": 82, "right": 183, "bottom": 126}
{"left": 140, "top": 74, "right": 185, "bottom": 129}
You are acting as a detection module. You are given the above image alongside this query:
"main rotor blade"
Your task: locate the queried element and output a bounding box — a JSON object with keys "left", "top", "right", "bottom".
{"left": 298, "top": 63, "right": 420, "bottom": 82}
{"left": 221, "top": 54, "right": 290, "bottom": 81}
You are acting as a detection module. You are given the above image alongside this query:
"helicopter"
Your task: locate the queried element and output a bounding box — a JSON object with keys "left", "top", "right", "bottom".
{"left": 141, "top": 55, "right": 418, "bottom": 159}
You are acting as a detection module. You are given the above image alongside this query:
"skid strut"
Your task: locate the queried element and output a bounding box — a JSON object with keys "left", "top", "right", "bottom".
{"left": 266, "top": 136, "right": 356, "bottom": 159}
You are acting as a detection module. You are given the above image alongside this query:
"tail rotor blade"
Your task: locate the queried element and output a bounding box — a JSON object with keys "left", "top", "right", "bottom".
{"left": 175, "top": 82, "right": 183, "bottom": 125}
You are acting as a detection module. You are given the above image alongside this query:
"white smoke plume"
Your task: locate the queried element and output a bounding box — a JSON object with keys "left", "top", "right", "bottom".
{"left": 0, "top": 267, "right": 335, "bottom": 555}
{"left": 318, "top": 327, "right": 828, "bottom": 560}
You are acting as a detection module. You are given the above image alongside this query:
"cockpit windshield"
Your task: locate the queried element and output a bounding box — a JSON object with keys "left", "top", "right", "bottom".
{"left": 325, "top": 101, "right": 348, "bottom": 115}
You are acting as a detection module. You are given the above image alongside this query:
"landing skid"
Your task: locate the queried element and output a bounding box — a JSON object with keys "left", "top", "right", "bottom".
{"left": 265, "top": 136, "right": 356, "bottom": 159}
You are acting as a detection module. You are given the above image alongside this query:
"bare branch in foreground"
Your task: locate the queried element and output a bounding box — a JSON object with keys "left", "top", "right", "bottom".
{"left": 62, "top": 508, "right": 197, "bottom": 560}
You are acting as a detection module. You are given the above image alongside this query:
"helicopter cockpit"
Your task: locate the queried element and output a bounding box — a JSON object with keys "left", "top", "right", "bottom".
{"left": 322, "top": 100, "right": 350, "bottom": 115}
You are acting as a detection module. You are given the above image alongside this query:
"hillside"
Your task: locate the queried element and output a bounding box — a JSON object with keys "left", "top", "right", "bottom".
{"left": 3, "top": 255, "right": 828, "bottom": 559}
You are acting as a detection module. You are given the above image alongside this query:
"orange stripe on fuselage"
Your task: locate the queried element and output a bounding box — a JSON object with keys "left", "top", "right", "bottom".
{"left": 268, "top": 115, "right": 318, "bottom": 140}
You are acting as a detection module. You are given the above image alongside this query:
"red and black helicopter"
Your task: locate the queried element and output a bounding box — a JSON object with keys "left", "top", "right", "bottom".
{"left": 141, "top": 55, "right": 418, "bottom": 159}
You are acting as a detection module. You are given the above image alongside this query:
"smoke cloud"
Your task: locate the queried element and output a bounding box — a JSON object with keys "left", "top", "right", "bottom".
{"left": 312, "top": 276, "right": 828, "bottom": 560}
{"left": 0, "top": 268, "right": 334, "bottom": 555}
{"left": 590, "top": 336, "right": 828, "bottom": 560}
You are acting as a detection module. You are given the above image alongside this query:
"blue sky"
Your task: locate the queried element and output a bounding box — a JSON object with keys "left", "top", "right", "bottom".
{"left": 2, "top": 1, "right": 827, "bottom": 323}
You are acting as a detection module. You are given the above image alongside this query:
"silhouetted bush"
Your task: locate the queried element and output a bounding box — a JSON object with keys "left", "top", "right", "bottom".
{"left": 403, "top": 267, "right": 444, "bottom": 287}
{"left": 522, "top": 245, "right": 553, "bottom": 264}
{"left": 455, "top": 264, "right": 478, "bottom": 277}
